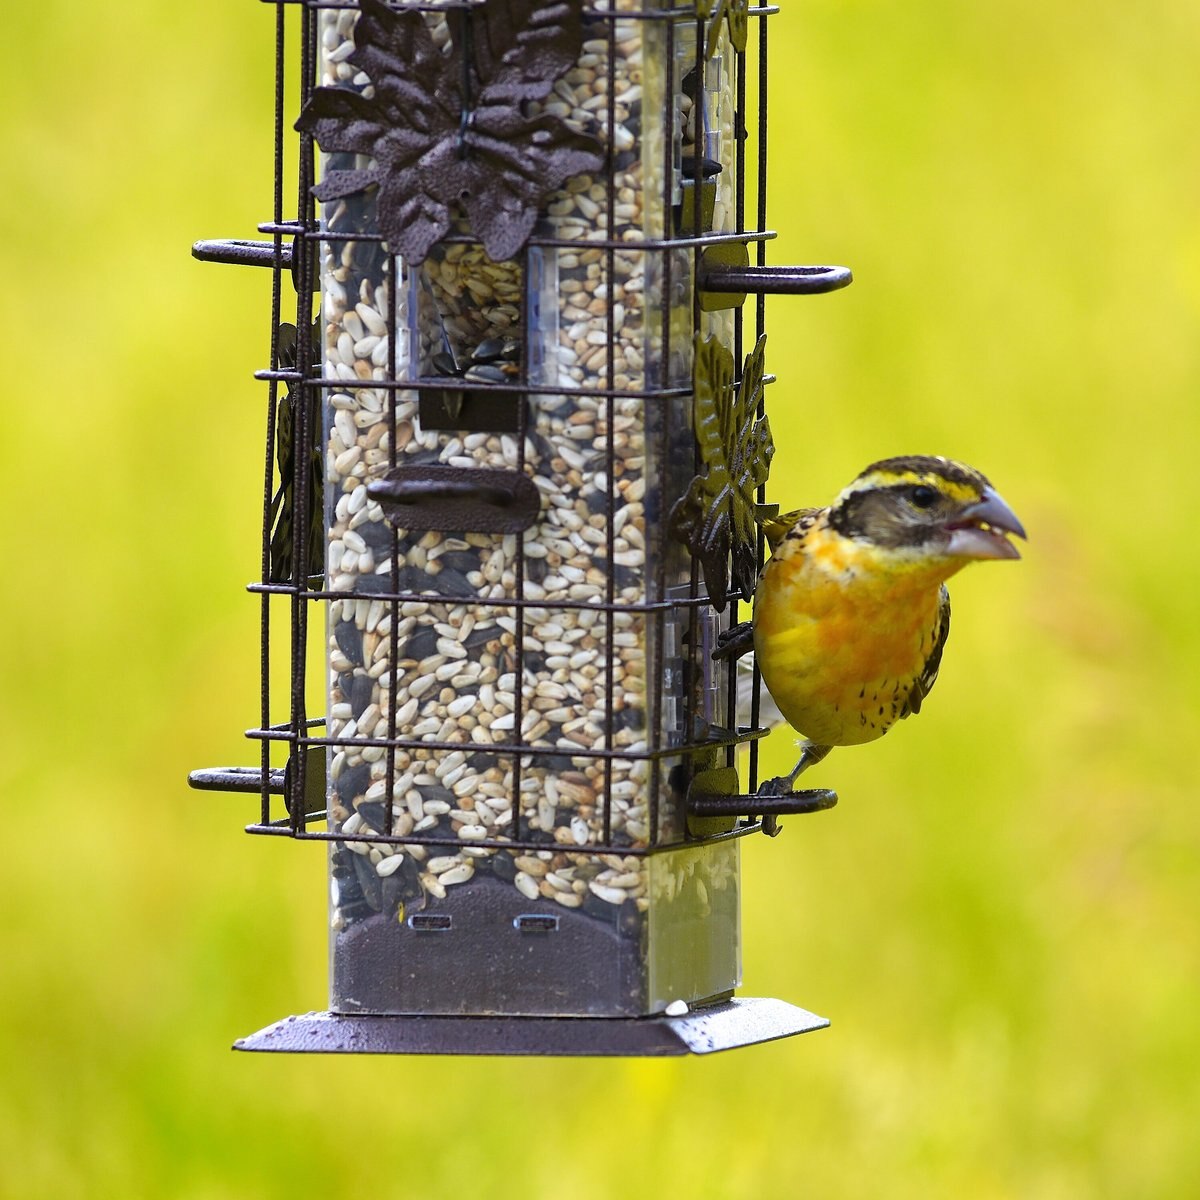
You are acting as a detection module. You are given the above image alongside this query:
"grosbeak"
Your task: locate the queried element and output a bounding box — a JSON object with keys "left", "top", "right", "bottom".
{"left": 725, "top": 455, "right": 1026, "bottom": 794}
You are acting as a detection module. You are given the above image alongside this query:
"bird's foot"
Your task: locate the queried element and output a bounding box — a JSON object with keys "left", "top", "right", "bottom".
{"left": 755, "top": 744, "right": 832, "bottom": 798}
{"left": 757, "top": 773, "right": 801, "bottom": 797}
{"left": 713, "top": 621, "right": 754, "bottom": 663}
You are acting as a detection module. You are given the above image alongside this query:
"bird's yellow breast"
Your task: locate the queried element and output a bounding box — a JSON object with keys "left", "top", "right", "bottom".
{"left": 753, "top": 524, "right": 950, "bottom": 746}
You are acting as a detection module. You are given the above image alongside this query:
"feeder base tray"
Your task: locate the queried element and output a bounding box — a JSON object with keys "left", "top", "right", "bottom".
{"left": 234, "top": 997, "right": 828, "bottom": 1057}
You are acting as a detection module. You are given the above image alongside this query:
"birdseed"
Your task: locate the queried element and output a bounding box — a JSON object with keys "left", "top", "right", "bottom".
{"left": 316, "top": 2, "right": 739, "bottom": 928}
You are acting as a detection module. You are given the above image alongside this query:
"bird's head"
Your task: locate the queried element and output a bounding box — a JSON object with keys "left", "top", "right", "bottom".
{"left": 828, "top": 455, "right": 1027, "bottom": 562}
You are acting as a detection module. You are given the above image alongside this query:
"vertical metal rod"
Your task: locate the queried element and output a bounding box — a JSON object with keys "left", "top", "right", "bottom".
{"left": 601, "top": 11, "right": 618, "bottom": 847}
{"left": 689, "top": 15, "right": 705, "bottom": 341}
{"left": 683, "top": 12, "right": 705, "bottom": 789}
{"left": 262, "top": 0, "right": 288, "bottom": 829}
{"left": 507, "top": 0, "right": 529, "bottom": 846}
{"left": 735, "top": 26, "right": 747, "bottom": 254}
{"left": 385, "top": 309, "right": 401, "bottom": 852}
{"left": 456, "top": 6, "right": 473, "bottom": 156}
{"left": 650, "top": 13, "right": 677, "bottom": 850}
{"left": 509, "top": 249, "right": 525, "bottom": 847}
{"left": 290, "top": 2, "right": 318, "bottom": 833}
{"left": 732, "top": 48, "right": 745, "bottom": 371}
{"left": 725, "top": 31, "right": 746, "bottom": 771}
{"left": 511, "top": 250, "right": 528, "bottom": 840}
{"left": 748, "top": 7, "right": 770, "bottom": 794}
{"left": 756, "top": 10, "right": 769, "bottom": 342}
{"left": 385, "top": 66, "right": 403, "bottom": 856}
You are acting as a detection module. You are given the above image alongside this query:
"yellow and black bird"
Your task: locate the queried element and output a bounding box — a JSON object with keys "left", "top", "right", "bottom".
{"left": 724, "top": 455, "right": 1026, "bottom": 795}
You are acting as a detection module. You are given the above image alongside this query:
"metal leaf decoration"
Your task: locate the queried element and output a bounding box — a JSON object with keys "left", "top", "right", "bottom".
{"left": 268, "top": 321, "right": 324, "bottom": 584}
{"left": 697, "top": 0, "right": 749, "bottom": 56}
{"left": 295, "top": 0, "right": 604, "bottom": 265}
{"left": 669, "top": 333, "right": 773, "bottom": 610}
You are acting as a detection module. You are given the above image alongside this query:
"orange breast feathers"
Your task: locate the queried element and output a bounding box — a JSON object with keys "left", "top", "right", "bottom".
{"left": 752, "top": 526, "right": 950, "bottom": 747}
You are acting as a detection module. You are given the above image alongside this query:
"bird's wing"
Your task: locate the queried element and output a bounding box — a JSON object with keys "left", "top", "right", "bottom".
{"left": 724, "top": 507, "right": 823, "bottom": 727}
{"left": 762, "top": 506, "right": 822, "bottom": 552}
{"left": 900, "top": 584, "right": 951, "bottom": 719}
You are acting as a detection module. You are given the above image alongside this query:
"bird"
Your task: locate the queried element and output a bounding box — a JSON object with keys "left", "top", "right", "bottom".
{"left": 718, "top": 455, "right": 1026, "bottom": 797}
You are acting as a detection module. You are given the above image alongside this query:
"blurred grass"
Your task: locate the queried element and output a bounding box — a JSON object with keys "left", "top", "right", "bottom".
{"left": 2, "top": 1, "right": 1198, "bottom": 1197}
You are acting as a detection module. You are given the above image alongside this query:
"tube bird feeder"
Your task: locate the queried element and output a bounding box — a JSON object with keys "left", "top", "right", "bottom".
{"left": 191, "top": 0, "right": 850, "bottom": 1056}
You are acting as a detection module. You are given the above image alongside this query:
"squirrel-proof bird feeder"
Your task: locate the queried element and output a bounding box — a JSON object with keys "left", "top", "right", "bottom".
{"left": 191, "top": 0, "right": 851, "bottom": 1056}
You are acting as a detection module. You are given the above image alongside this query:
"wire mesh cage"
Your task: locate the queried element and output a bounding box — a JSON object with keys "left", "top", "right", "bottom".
{"left": 191, "top": 0, "right": 850, "bottom": 1055}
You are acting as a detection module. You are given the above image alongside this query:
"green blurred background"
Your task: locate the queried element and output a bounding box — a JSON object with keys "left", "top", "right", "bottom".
{"left": 3, "top": 0, "right": 1198, "bottom": 1196}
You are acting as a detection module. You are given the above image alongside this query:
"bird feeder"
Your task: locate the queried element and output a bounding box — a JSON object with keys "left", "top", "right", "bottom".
{"left": 191, "top": 0, "right": 851, "bottom": 1056}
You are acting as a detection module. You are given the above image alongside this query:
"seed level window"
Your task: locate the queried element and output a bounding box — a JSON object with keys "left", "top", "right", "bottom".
{"left": 515, "top": 914, "right": 560, "bottom": 933}
{"left": 408, "top": 913, "right": 453, "bottom": 932}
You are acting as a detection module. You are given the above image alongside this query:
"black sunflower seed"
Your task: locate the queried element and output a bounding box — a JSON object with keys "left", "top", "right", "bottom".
{"left": 335, "top": 620, "right": 364, "bottom": 667}
{"left": 350, "top": 674, "right": 375, "bottom": 718}
{"left": 335, "top": 761, "right": 372, "bottom": 805}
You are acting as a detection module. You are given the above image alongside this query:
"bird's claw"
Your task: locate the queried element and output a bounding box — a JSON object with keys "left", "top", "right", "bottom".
{"left": 756, "top": 774, "right": 799, "bottom": 797}
{"left": 712, "top": 621, "right": 754, "bottom": 663}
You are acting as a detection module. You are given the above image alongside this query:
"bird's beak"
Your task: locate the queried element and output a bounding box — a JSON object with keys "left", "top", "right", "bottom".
{"left": 944, "top": 487, "right": 1028, "bottom": 560}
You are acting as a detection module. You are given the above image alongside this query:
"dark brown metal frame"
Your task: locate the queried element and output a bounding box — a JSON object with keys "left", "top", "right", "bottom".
{"left": 191, "top": 0, "right": 849, "bottom": 859}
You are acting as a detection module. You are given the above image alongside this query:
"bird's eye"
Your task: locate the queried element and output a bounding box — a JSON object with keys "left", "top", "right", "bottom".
{"left": 910, "top": 485, "right": 939, "bottom": 508}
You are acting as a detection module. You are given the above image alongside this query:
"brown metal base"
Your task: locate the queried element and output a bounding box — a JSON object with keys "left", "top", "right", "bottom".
{"left": 233, "top": 997, "right": 828, "bottom": 1057}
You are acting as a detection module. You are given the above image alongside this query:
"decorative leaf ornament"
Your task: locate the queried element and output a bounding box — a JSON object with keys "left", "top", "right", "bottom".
{"left": 697, "top": 0, "right": 749, "bottom": 55}
{"left": 669, "top": 334, "right": 773, "bottom": 610}
{"left": 295, "top": 0, "right": 604, "bottom": 265}
{"left": 269, "top": 321, "right": 325, "bottom": 584}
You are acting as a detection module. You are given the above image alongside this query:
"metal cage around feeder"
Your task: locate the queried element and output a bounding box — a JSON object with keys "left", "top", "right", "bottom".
{"left": 190, "top": 0, "right": 850, "bottom": 1056}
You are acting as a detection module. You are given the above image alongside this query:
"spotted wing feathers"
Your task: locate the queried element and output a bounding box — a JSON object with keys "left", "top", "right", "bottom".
{"left": 762, "top": 506, "right": 823, "bottom": 552}
{"left": 900, "top": 584, "right": 951, "bottom": 719}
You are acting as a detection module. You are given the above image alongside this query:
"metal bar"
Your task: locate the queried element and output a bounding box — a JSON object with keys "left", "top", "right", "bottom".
{"left": 750, "top": 6, "right": 769, "bottom": 795}
{"left": 384, "top": 152, "right": 405, "bottom": 859}
{"left": 601, "top": 15, "right": 617, "bottom": 847}
{"left": 509, "top": 261, "right": 527, "bottom": 849}
{"left": 726, "top": 28, "right": 744, "bottom": 233}
{"left": 726, "top": 27, "right": 747, "bottom": 774}
{"left": 261, "top": 0, "right": 289, "bottom": 831}
{"left": 256, "top": 2, "right": 781, "bottom": 19}
{"left": 244, "top": 725, "right": 770, "bottom": 761}
{"left": 683, "top": 7, "right": 706, "bottom": 823}
{"left": 699, "top": 262, "right": 852, "bottom": 295}
{"left": 256, "top": 372, "right": 781, "bottom": 399}
{"left": 756, "top": 5, "right": 769, "bottom": 314}
{"left": 510, "top": 240, "right": 528, "bottom": 845}
{"left": 193, "top": 238, "right": 290, "bottom": 269}
{"left": 243, "top": 816, "right": 767, "bottom": 855}
{"left": 254, "top": 371, "right": 694, "bottom": 400}
{"left": 193, "top": 236, "right": 315, "bottom": 294}
{"left": 189, "top": 767, "right": 287, "bottom": 794}
{"left": 281, "top": 226, "right": 780, "bottom": 252}
{"left": 288, "top": 1, "right": 318, "bottom": 833}
{"left": 650, "top": 11, "right": 676, "bottom": 849}
{"left": 690, "top": 8, "right": 706, "bottom": 337}
{"left": 246, "top": 582, "right": 756, "bottom": 612}
{"left": 687, "top": 789, "right": 838, "bottom": 817}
